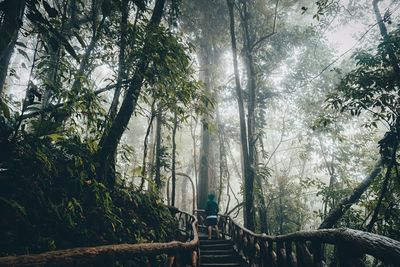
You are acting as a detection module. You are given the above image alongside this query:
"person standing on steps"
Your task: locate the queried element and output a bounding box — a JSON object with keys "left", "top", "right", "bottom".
{"left": 205, "top": 193, "right": 219, "bottom": 239}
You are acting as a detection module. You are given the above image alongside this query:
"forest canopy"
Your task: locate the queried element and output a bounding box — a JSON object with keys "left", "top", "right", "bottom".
{"left": 0, "top": 0, "right": 399, "bottom": 262}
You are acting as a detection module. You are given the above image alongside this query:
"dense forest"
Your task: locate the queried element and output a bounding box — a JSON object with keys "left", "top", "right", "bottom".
{"left": 0, "top": 0, "right": 400, "bottom": 265}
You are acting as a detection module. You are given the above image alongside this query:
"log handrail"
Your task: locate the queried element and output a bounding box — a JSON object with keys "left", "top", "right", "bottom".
{"left": 0, "top": 209, "right": 199, "bottom": 267}
{"left": 195, "top": 210, "right": 400, "bottom": 266}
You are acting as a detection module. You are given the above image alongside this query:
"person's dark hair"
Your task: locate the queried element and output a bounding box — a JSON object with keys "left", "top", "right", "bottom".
{"left": 208, "top": 193, "right": 215, "bottom": 200}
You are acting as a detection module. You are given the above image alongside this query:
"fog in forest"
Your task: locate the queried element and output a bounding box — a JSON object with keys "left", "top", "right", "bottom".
{"left": 1, "top": 0, "right": 400, "bottom": 265}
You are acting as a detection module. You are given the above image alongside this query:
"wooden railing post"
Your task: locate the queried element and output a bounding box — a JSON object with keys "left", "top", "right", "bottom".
{"left": 269, "top": 241, "right": 278, "bottom": 267}
{"left": 254, "top": 239, "right": 264, "bottom": 266}
{"left": 277, "top": 241, "right": 288, "bottom": 267}
{"left": 311, "top": 242, "right": 325, "bottom": 267}
{"left": 296, "top": 241, "right": 313, "bottom": 267}
{"left": 337, "top": 243, "right": 365, "bottom": 267}
{"left": 285, "top": 241, "right": 297, "bottom": 267}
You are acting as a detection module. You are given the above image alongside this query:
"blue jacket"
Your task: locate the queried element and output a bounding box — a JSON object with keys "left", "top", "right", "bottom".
{"left": 206, "top": 199, "right": 218, "bottom": 217}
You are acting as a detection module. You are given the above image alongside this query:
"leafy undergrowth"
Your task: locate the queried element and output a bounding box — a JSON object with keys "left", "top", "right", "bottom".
{"left": 0, "top": 133, "right": 177, "bottom": 256}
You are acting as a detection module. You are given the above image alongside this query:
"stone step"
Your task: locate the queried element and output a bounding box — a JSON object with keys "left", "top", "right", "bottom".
{"left": 200, "top": 243, "right": 232, "bottom": 250}
{"left": 200, "top": 249, "right": 235, "bottom": 255}
{"left": 200, "top": 239, "right": 232, "bottom": 245}
{"left": 200, "top": 254, "right": 239, "bottom": 263}
{"left": 200, "top": 263, "right": 241, "bottom": 267}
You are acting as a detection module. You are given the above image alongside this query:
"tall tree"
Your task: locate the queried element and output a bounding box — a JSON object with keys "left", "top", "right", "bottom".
{"left": 227, "top": 0, "right": 255, "bottom": 230}
{"left": 180, "top": 0, "right": 227, "bottom": 209}
{"left": 96, "top": 0, "right": 167, "bottom": 187}
{"left": 197, "top": 41, "right": 213, "bottom": 209}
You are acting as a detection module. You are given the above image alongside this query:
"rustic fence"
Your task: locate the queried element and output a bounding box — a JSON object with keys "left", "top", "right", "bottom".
{"left": 217, "top": 214, "right": 400, "bottom": 267}
{"left": 0, "top": 209, "right": 199, "bottom": 267}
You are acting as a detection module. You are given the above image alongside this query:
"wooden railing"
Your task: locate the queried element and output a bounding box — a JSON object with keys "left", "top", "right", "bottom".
{"left": 194, "top": 210, "right": 400, "bottom": 266}
{"left": 217, "top": 214, "right": 400, "bottom": 267}
{"left": 0, "top": 209, "right": 199, "bottom": 267}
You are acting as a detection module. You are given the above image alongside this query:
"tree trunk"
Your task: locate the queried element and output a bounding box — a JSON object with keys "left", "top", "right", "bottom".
{"left": 216, "top": 106, "right": 226, "bottom": 205}
{"left": 171, "top": 111, "right": 178, "bottom": 206}
{"left": 366, "top": 144, "right": 397, "bottom": 232}
{"left": 243, "top": 1, "right": 257, "bottom": 232}
{"left": 319, "top": 158, "right": 383, "bottom": 229}
{"left": 372, "top": 0, "right": 400, "bottom": 75}
{"left": 105, "top": 0, "right": 130, "bottom": 189}
{"left": 227, "top": 0, "right": 255, "bottom": 230}
{"left": 0, "top": 0, "right": 26, "bottom": 96}
{"left": 96, "top": 0, "right": 167, "bottom": 187}
{"left": 108, "top": 0, "right": 132, "bottom": 120}
{"left": 42, "top": 0, "right": 78, "bottom": 109}
{"left": 255, "top": 151, "right": 269, "bottom": 234}
{"left": 139, "top": 100, "right": 156, "bottom": 191}
{"left": 197, "top": 116, "right": 210, "bottom": 209}
{"left": 181, "top": 164, "right": 194, "bottom": 212}
{"left": 197, "top": 42, "right": 213, "bottom": 210}
{"left": 190, "top": 116, "right": 199, "bottom": 206}
{"left": 154, "top": 106, "right": 163, "bottom": 190}
{"left": 71, "top": 15, "right": 106, "bottom": 93}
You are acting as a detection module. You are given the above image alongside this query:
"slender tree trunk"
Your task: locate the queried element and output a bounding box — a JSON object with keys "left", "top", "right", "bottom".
{"left": 171, "top": 111, "right": 178, "bottom": 206}
{"left": 108, "top": 0, "right": 132, "bottom": 120}
{"left": 154, "top": 106, "right": 163, "bottom": 190}
{"left": 279, "top": 185, "right": 284, "bottom": 234}
{"left": 227, "top": 0, "right": 255, "bottom": 230}
{"left": 216, "top": 106, "right": 225, "bottom": 205}
{"left": 0, "top": 0, "right": 26, "bottom": 96}
{"left": 96, "top": 0, "right": 167, "bottom": 187}
{"left": 181, "top": 163, "right": 193, "bottom": 212}
{"left": 139, "top": 100, "right": 156, "bottom": 191}
{"left": 255, "top": 150, "right": 269, "bottom": 234}
{"left": 105, "top": 0, "right": 130, "bottom": 189}
{"left": 190, "top": 116, "right": 199, "bottom": 205}
{"left": 367, "top": 144, "right": 397, "bottom": 232}
{"left": 372, "top": 0, "right": 400, "bottom": 75}
{"left": 257, "top": 138, "right": 270, "bottom": 233}
{"left": 42, "top": 0, "right": 76, "bottom": 109}
{"left": 242, "top": 0, "right": 257, "bottom": 232}
{"left": 72, "top": 17, "right": 107, "bottom": 91}
{"left": 318, "top": 136, "right": 337, "bottom": 217}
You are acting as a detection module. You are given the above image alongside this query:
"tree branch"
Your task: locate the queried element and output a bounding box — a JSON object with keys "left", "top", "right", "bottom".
{"left": 250, "top": 0, "right": 279, "bottom": 51}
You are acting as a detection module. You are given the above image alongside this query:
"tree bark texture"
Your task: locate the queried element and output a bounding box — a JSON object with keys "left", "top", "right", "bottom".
{"left": 171, "top": 111, "right": 178, "bottom": 206}
{"left": 197, "top": 42, "right": 214, "bottom": 210}
{"left": 154, "top": 106, "right": 163, "bottom": 190}
{"left": 242, "top": 0, "right": 257, "bottom": 232}
{"left": 0, "top": 0, "right": 26, "bottom": 96}
{"left": 227, "top": 0, "right": 255, "bottom": 230}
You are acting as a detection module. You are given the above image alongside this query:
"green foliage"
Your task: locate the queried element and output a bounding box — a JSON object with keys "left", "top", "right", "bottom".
{"left": 327, "top": 26, "right": 400, "bottom": 127}
{"left": 0, "top": 133, "right": 177, "bottom": 256}
{"left": 322, "top": 25, "right": 400, "bottom": 239}
{"left": 264, "top": 175, "right": 309, "bottom": 234}
{"left": 364, "top": 174, "right": 400, "bottom": 240}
